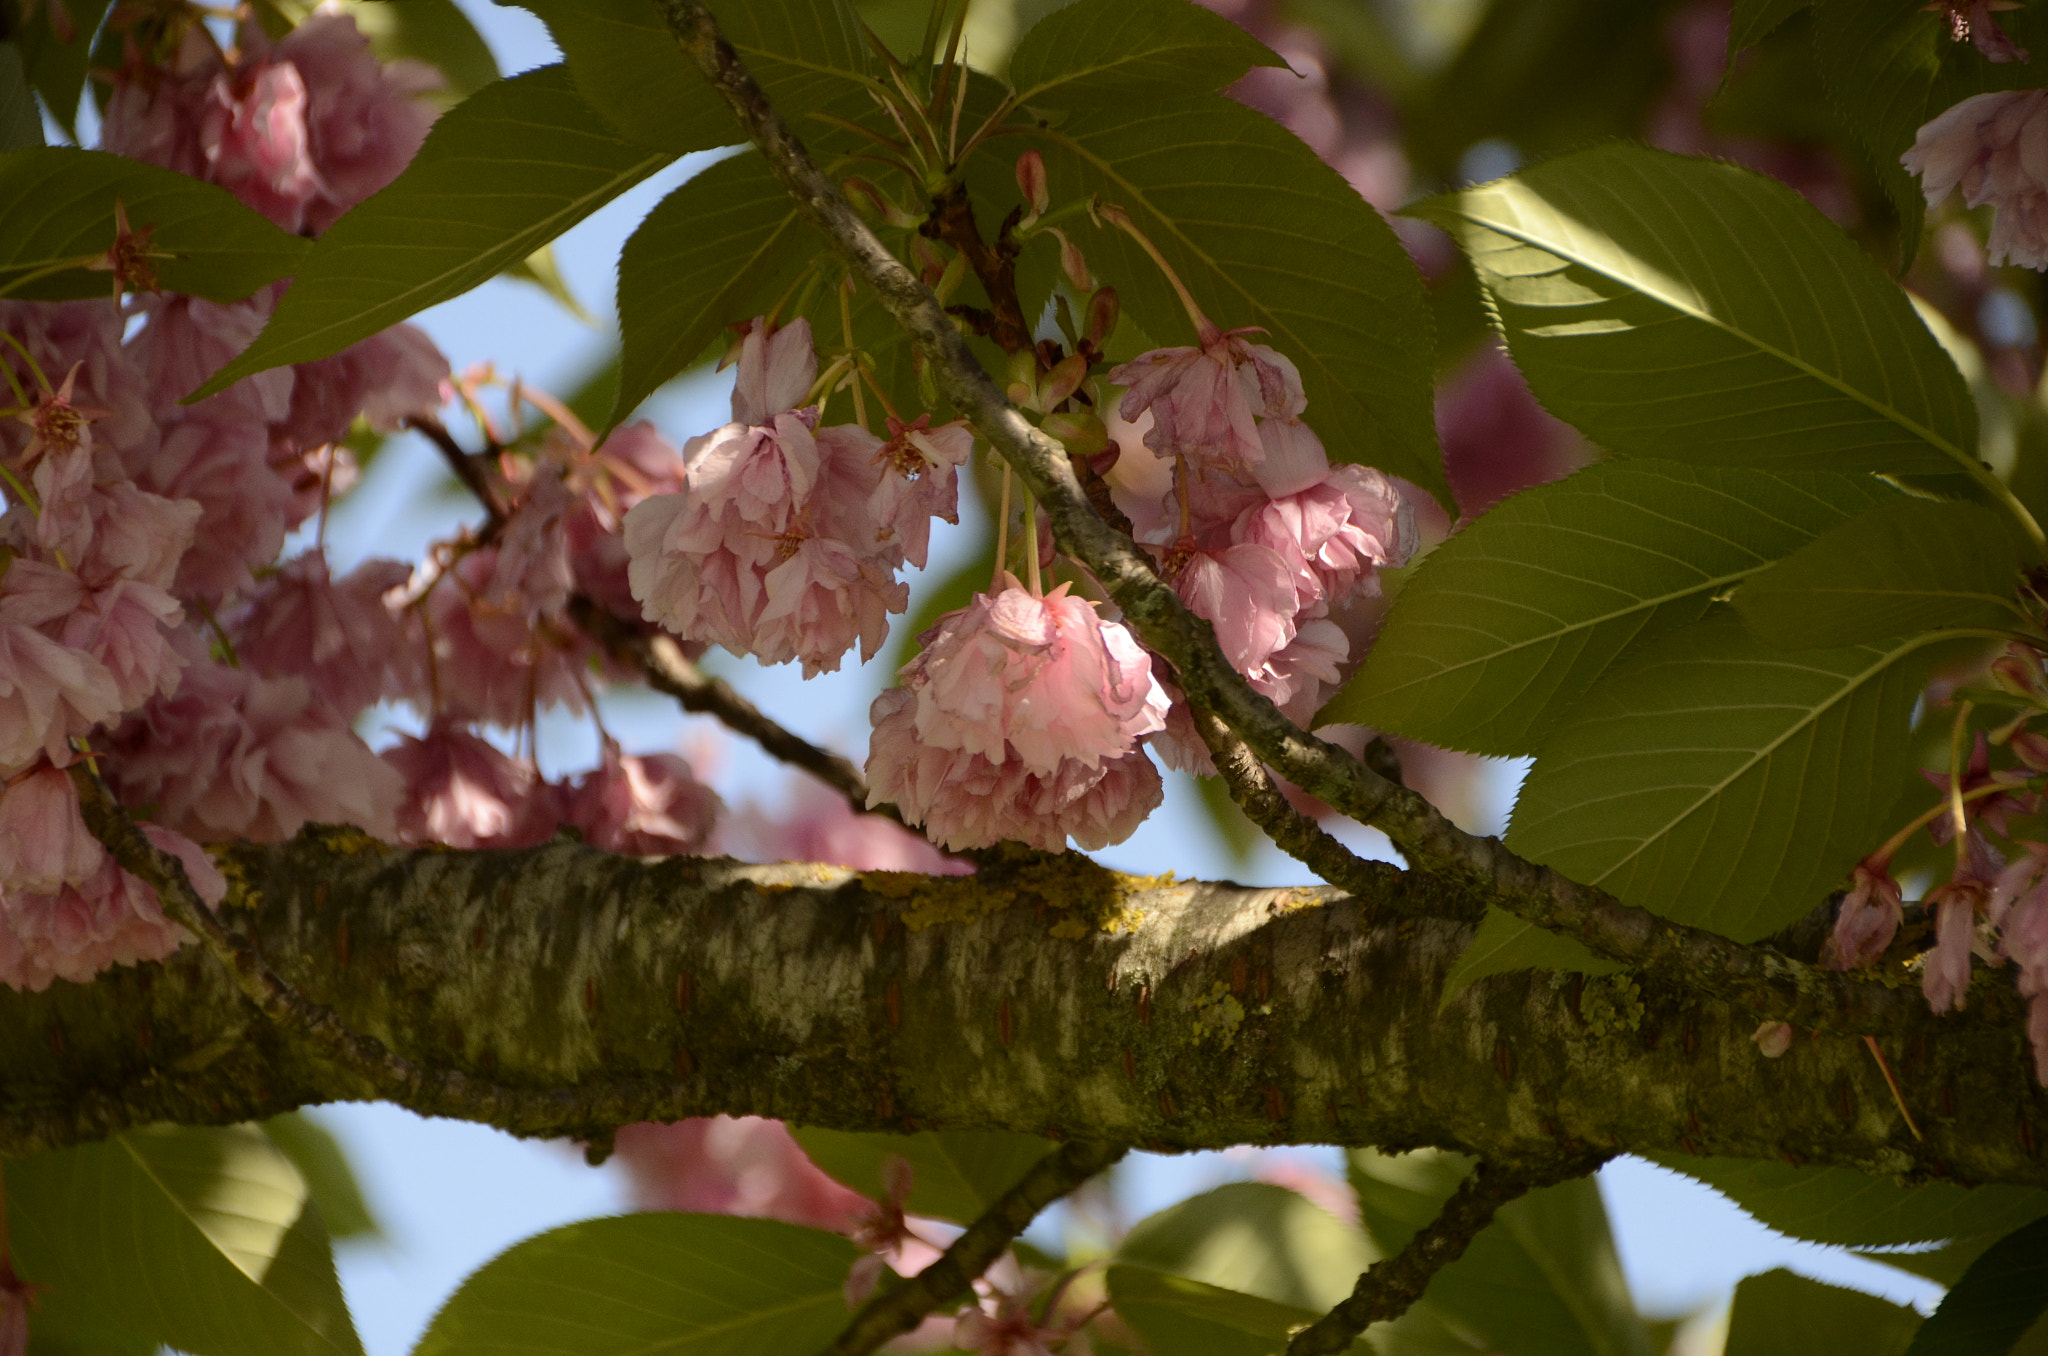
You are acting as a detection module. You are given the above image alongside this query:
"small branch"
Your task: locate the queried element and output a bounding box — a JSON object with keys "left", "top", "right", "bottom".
{"left": 645, "top": 0, "right": 1919, "bottom": 1034}
{"left": 1285, "top": 1156, "right": 1601, "bottom": 1356}
{"left": 407, "top": 416, "right": 507, "bottom": 530}
{"left": 822, "top": 1141, "right": 1128, "bottom": 1356}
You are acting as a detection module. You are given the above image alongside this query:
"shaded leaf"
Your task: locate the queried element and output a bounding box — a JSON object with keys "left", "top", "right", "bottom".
{"left": 1508, "top": 612, "right": 1979, "bottom": 941}
{"left": 1410, "top": 143, "right": 1979, "bottom": 480}
{"left": 1008, "top": 0, "right": 1283, "bottom": 107}
{"left": 1347, "top": 1147, "right": 1475, "bottom": 1254}
{"left": 1906, "top": 1215, "right": 2048, "bottom": 1356}
{"left": 1725, "top": 1269, "right": 1920, "bottom": 1356}
{"left": 1194, "top": 766, "right": 1265, "bottom": 866}
{"left": 12, "top": 0, "right": 110, "bottom": 140}
{"left": 1437, "top": 907, "right": 1617, "bottom": 1005}
{"left": 0, "top": 147, "right": 309, "bottom": 302}
{"left": 413, "top": 1213, "right": 861, "bottom": 1356}
{"left": 1651, "top": 1152, "right": 2048, "bottom": 1246}
{"left": 1732, "top": 0, "right": 1812, "bottom": 54}
{"left": 262, "top": 1112, "right": 380, "bottom": 1241}
{"left": 1735, "top": 497, "right": 2026, "bottom": 648}
{"left": 1116, "top": 1181, "right": 1376, "bottom": 1311}
{"left": 193, "top": 65, "right": 673, "bottom": 396}
{"left": 6, "top": 1123, "right": 362, "bottom": 1356}
{"left": 2, "top": 45, "right": 42, "bottom": 152}
{"left": 1859, "top": 1235, "right": 2002, "bottom": 1287}
{"left": 1029, "top": 94, "right": 1444, "bottom": 504}
{"left": 1322, "top": 461, "right": 1900, "bottom": 756}
{"left": 791, "top": 1127, "right": 1055, "bottom": 1224}
{"left": 1105, "top": 1265, "right": 1344, "bottom": 1356}
{"left": 510, "top": 0, "right": 872, "bottom": 153}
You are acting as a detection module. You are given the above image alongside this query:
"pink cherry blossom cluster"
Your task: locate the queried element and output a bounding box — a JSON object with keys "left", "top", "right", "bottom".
{"left": 0, "top": 11, "right": 733, "bottom": 991}
{"left": 625, "top": 318, "right": 972, "bottom": 677}
{"left": 1106, "top": 332, "right": 1413, "bottom": 774}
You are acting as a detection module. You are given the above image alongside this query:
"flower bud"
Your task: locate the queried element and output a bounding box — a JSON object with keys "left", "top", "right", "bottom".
{"left": 1041, "top": 409, "right": 1109, "bottom": 457}
{"left": 1085, "top": 286, "right": 1120, "bottom": 348}
{"left": 909, "top": 236, "right": 948, "bottom": 287}
{"left": 842, "top": 177, "right": 922, "bottom": 229}
{"left": 1048, "top": 226, "right": 1094, "bottom": 292}
{"left": 1015, "top": 150, "right": 1049, "bottom": 224}
{"left": 1041, "top": 354, "right": 1088, "bottom": 409}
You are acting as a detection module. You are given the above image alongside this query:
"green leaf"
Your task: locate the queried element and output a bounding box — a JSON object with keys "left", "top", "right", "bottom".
{"left": 1731, "top": 0, "right": 1811, "bottom": 54}
{"left": 0, "top": 147, "right": 310, "bottom": 302}
{"left": 413, "top": 1213, "right": 862, "bottom": 1356}
{"left": 1437, "top": 908, "right": 1616, "bottom": 1004}
{"left": 192, "top": 65, "right": 673, "bottom": 398}
{"left": 1007, "top": 0, "right": 1284, "bottom": 107}
{"left": 1346, "top": 1146, "right": 1475, "bottom": 1254}
{"left": 502, "top": 242, "right": 591, "bottom": 323}
{"left": 509, "top": 0, "right": 873, "bottom": 153}
{"left": 1811, "top": 0, "right": 2048, "bottom": 264}
{"left": 1322, "top": 461, "right": 1901, "bottom": 756}
{"left": 1735, "top": 497, "right": 2026, "bottom": 649}
{"left": 1409, "top": 143, "right": 1980, "bottom": 481}
{"left": 1906, "top": 1215, "right": 2048, "bottom": 1356}
{"left": 1650, "top": 1152, "right": 2048, "bottom": 1246}
{"left": 1859, "top": 1235, "right": 2003, "bottom": 1287}
{"left": 1725, "top": 1269, "right": 1920, "bottom": 1356}
{"left": 262, "top": 1112, "right": 380, "bottom": 1241}
{"left": 1031, "top": 95, "right": 1444, "bottom": 505}
{"left": 790, "top": 1127, "right": 1055, "bottom": 1224}
{"left": 1105, "top": 1265, "right": 1347, "bottom": 1356}
{"left": 12, "top": 0, "right": 111, "bottom": 140}
{"left": 6, "top": 1123, "right": 362, "bottom": 1356}
{"left": 1508, "top": 612, "right": 1978, "bottom": 941}
{"left": 1, "top": 46, "right": 43, "bottom": 152}
{"left": 1116, "top": 1181, "right": 1377, "bottom": 1311}
{"left": 1427, "top": 1176, "right": 1653, "bottom": 1356}
{"left": 1194, "top": 766, "right": 1265, "bottom": 865}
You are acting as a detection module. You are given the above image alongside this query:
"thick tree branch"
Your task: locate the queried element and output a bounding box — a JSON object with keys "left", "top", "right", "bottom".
{"left": 642, "top": 0, "right": 1917, "bottom": 1032}
{"left": 5, "top": 829, "right": 2044, "bottom": 1192}
{"left": 824, "top": 1140, "right": 1128, "bottom": 1356}
{"left": 1285, "top": 1156, "right": 1600, "bottom": 1355}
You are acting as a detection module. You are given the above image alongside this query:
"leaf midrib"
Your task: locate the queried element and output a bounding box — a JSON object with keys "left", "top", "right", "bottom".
{"left": 1445, "top": 200, "right": 1971, "bottom": 469}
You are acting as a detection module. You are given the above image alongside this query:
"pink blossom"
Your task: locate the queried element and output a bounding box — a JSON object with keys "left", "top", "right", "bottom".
{"left": 277, "top": 323, "right": 448, "bottom": 452}
{"left": 953, "top": 1295, "right": 1062, "bottom": 1356}
{"left": 128, "top": 291, "right": 294, "bottom": 422}
{"left": 1111, "top": 330, "right": 1304, "bottom": 469}
{"left": 1924, "top": 876, "right": 1987, "bottom": 1012}
{"left": 414, "top": 547, "right": 604, "bottom": 726}
{"left": 136, "top": 408, "right": 292, "bottom": 599}
{"left": 104, "top": 646, "right": 403, "bottom": 843}
{"left": 845, "top": 1156, "right": 917, "bottom": 1307}
{"left": 1167, "top": 540, "right": 1298, "bottom": 676}
{"left": 271, "top": 12, "right": 441, "bottom": 233}
{"left": 382, "top": 722, "right": 558, "bottom": 849}
{"left": 563, "top": 743, "right": 718, "bottom": 856}
{"left": 0, "top": 560, "right": 122, "bottom": 773}
{"left": 728, "top": 317, "right": 818, "bottom": 426}
{"left": 0, "top": 765, "right": 102, "bottom": 894}
{"left": 57, "top": 579, "right": 185, "bottom": 710}
{"left": 612, "top": 1117, "right": 870, "bottom": 1230}
{"left": 1826, "top": 863, "right": 1906, "bottom": 969}
{"left": 0, "top": 825, "right": 222, "bottom": 993}
{"left": 716, "top": 779, "right": 969, "bottom": 874}
{"left": 28, "top": 441, "right": 94, "bottom": 562}
{"left": 228, "top": 554, "right": 412, "bottom": 718}
{"left": 75, "top": 483, "right": 200, "bottom": 592}
{"left": 565, "top": 423, "right": 687, "bottom": 620}
{"left": 868, "top": 415, "right": 972, "bottom": 570}
{"left": 1903, "top": 90, "right": 2048, "bottom": 268}
{"left": 0, "top": 302, "right": 153, "bottom": 467}
{"left": 1752, "top": 1021, "right": 1795, "bottom": 1058}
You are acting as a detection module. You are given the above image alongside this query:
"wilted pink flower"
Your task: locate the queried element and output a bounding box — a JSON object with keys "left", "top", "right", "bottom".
{"left": 1924, "top": 875, "right": 1988, "bottom": 1012}
{"left": 715, "top": 779, "right": 969, "bottom": 874}
{"left": 0, "top": 765, "right": 102, "bottom": 895}
{"left": 1826, "top": 862, "right": 1906, "bottom": 969}
{"left": 1934, "top": 1, "right": 2030, "bottom": 63}
{"left": 564, "top": 743, "right": 718, "bottom": 856}
{"left": 1111, "top": 330, "right": 1304, "bottom": 469}
{"left": 0, "top": 825, "right": 222, "bottom": 993}
{"left": 382, "top": 722, "right": 558, "bottom": 849}
{"left": 105, "top": 645, "right": 403, "bottom": 842}
{"left": 612, "top": 1117, "right": 870, "bottom": 1230}
{"left": 0, "top": 560, "right": 122, "bottom": 773}
{"left": 1904, "top": 89, "right": 2048, "bottom": 268}
{"left": 845, "top": 1156, "right": 917, "bottom": 1307}
{"left": 229, "top": 554, "right": 411, "bottom": 718}
{"left": 0, "top": 302, "right": 153, "bottom": 468}
{"left": 953, "top": 1293, "right": 1063, "bottom": 1356}
{"left": 869, "top": 415, "right": 972, "bottom": 570}
{"left": 1925, "top": 733, "right": 2039, "bottom": 841}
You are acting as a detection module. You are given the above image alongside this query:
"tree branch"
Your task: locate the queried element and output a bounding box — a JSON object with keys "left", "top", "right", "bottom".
{"left": 1284, "top": 1156, "right": 1599, "bottom": 1356}
{"left": 4, "top": 829, "right": 2041, "bottom": 1190}
{"left": 824, "top": 1140, "right": 1128, "bottom": 1356}
{"left": 642, "top": 0, "right": 1915, "bottom": 1032}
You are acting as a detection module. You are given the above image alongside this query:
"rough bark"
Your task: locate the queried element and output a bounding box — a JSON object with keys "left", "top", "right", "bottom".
{"left": 5, "top": 827, "right": 2045, "bottom": 1194}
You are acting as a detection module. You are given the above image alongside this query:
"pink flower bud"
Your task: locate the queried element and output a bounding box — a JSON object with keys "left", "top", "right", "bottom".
{"left": 1085, "top": 286, "right": 1119, "bottom": 349}
{"left": 1047, "top": 226, "right": 1093, "bottom": 292}
{"left": 1015, "top": 150, "right": 1049, "bottom": 220}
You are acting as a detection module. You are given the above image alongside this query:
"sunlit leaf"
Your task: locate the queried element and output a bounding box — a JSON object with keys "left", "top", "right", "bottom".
{"left": 1007, "top": 0, "right": 1283, "bottom": 107}
{"left": 261, "top": 1112, "right": 380, "bottom": 1242}
{"left": 1105, "top": 1265, "right": 1348, "bottom": 1356}
{"left": 1117, "top": 1181, "right": 1376, "bottom": 1311}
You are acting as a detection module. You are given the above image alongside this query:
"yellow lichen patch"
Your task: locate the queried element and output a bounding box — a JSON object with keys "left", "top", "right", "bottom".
{"left": 210, "top": 846, "right": 259, "bottom": 915}
{"left": 1189, "top": 980, "right": 1246, "bottom": 1043}
{"left": 869, "top": 872, "right": 1016, "bottom": 931}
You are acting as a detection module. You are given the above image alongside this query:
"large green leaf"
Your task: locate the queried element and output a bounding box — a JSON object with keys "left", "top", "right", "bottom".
{"left": 1117, "top": 1181, "right": 1377, "bottom": 1312}
{"left": 1906, "top": 1216, "right": 2048, "bottom": 1356}
{"left": 790, "top": 1127, "right": 1055, "bottom": 1224}
{"left": 1437, "top": 907, "right": 1618, "bottom": 1006}
{"left": 0, "top": 148, "right": 310, "bottom": 302}
{"left": 1731, "top": 0, "right": 1812, "bottom": 54}
{"left": 1508, "top": 612, "right": 1977, "bottom": 941}
{"left": 192, "top": 65, "right": 673, "bottom": 397}
{"left": 1725, "top": 1269, "right": 1920, "bottom": 1356}
{"left": 6, "top": 1123, "right": 362, "bottom": 1356}
{"left": 1735, "top": 497, "right": 2027, "bottom": 648}
{"left": 1859, "top": 1235, "right": 2002, "bottom": 1287}
{"left": 1105, "top": 1265, "right": 1352, "bottom": 1356}
{"left": 1322, "top": 461, "right": 1900, "bottom": 756}
{"left": 413, "top": 1213, "right": 861, "bottom": 1356}
{"left": 11, "top": 0, "right": 111, "bottom": 140}
{"left": 262, "top": 1112, "right": 380, "bottom": 1241}
{"left": 1029, "top": 95, "right": 1443, "bottom": 504}
{"left": 509, "top": 0, "right": 873, "bottom": 153}
{"left": 1426, "top": 1176, "right": 1653, "bottom": 1356}
{"left": 1346, "top": 1147, "right": 1475, "bottom": 1255}
{"left": 1007, "top": 0, "right": 1283, "bottom": 107}
{"left": 1650, "top": 1153, "right": 2048, "bottom": 1246}
{"left": 1812, "top": 0, "right": 2048, "bottom": 262}
{"left": 1, "top": 46, "right": 42, "bottom": 152}
{"left": 1410, "top": 144, "right": 1980, "bottom": 481}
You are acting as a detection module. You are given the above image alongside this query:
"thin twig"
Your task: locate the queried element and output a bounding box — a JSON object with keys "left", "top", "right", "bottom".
{"left": 822, "top": 1140, "right": 1128, "bottom": 1356}
{"left": 1285, "top": 1155, "right": 1602, "bottom": 1355}
{"left": 1863, "top": 1036, "right": 1925, "bottom": 1141}
{"left": 407, "top": 415, "right": 507, "bottom": 530}
{"left": 643, "top": 0, "right": 1925, "bottom": 1032}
